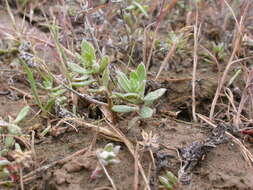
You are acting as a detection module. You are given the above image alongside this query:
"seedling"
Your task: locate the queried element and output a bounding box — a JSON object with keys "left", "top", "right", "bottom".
{"left": 161, "top": 29, "right": 192, "bottom": 56}
{"left": 68, "top": 40, "right": 110, "bottom": 90}
{"left": 0, "top": 106, "right": 30, "bottom": 153}
{"left": 203, "top": 42, "right": 226, "bottom": 64}
{"left": 123, "top": 0, "right": 148, "bottom": 34}
{"left": 159, "top": 171, "right": 178, "bottom": 190}
{"left": 97, "top": 143, "right": 121, "bottom": 166}
{"left": 0, "top": 106, "right": 30, "bottom": 181}
{"left": 39, "top": 73, "right": 67, "bottom": 113}
{"left": 125, "top": 0, "right": 148, "bottom": 18}
{"left": 112, "top": 63, "right": 166, "bottom": 118}
{"left": 91, "top": 143, "right": 120, "bottom": 180}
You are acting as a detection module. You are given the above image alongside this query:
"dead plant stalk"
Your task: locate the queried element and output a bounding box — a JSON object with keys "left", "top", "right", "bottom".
{"left": 209, "top": 0, "right": 250, "bottom": 120}
{"left": 192, "top": 5, "right": 200, "bottom": 122}
{"left": 155, "top": 42, "right": 177, "bottom": 81}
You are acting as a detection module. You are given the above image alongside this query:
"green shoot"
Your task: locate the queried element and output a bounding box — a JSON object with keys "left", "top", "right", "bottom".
{"left": 112, "top": 63, "right": 166, "bottom": 118}
{"left": 21, "top": 60, "right": 44, "bottom": 111}
{"left": 97, "top": 143, "right": 121, "bottom": 166}
{"left": 159, "top": 171, "right": 178, "bottom": 190}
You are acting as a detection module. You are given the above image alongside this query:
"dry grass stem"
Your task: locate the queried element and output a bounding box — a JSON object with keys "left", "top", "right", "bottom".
{"left": 209, "top": 1, "right": 250, "bottom": 120}
{"left": 192, "top": 4, "right": 200, "bottom": 122}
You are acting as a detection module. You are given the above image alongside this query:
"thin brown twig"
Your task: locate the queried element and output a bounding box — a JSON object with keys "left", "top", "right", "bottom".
{"left": 98, "top": 159, "right": 117, "bottom": 190}
{"left": 143, "top": 22, "right": 155, "bottom": 66}
{"left": 9, "top": 86, "right": 33, "bottom": 99}
{"left": 155, "top": 42, "right": 177, "bottom": 81}
{"left": 235, "top": 67, "right": 252, "bottom": 128}
{"left": 53, "top": 74, "right": 108, "bottom": 107}
{"left": 133, "top": 143, "right": 139, "bottom": 190}
{"left": 94, "top": 187, "right": 114, "bottom": 190}
{"left": 20, "top": 168, "right": 24, "bottom": 190}
{"left": 146, "top": 0, "right": 178, "bottom": 71}
{"left": 85, "top": 16, "right": 102, "bottom": 58}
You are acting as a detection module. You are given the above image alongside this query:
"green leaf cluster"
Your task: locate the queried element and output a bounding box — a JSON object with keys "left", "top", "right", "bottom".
{"left": 0, "top": 106, "right": 30, "bottom": 155}
{"left": 202, "top": 42, "right": 226, "bottom": 64}
{"left": 97, "top": 143, "right": 121, "bottom": 166}
{"left": 39, "top": 73, "right": 67, "bottom": 112}
{"left": 68, "top": 40, "right": 110, "bottom": 89}
{"left": 126, "top": 0, "right": 148, "bottom": 18}
{"left": 159, "top": 171, "right": 178, "bottom": 190}
{"left": 112, "top": 63, "right": 166, "bottom": 118}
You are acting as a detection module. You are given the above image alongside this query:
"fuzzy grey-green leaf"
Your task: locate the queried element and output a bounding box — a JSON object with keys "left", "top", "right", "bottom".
{"left": 143, "top": 88, "right": 166, "bottom": 102}
{"left": 81, "top": 40, "right": 96, "bottom": 67}
{"left": 98, "top": 55, "right": 110, "bottom": 73}
{"left": 139, "top": 106, "right": 153, "bottom": 118}
{"left": 71, "top": 80, "right": 96, "bottom": 87}
{"left": 68, "top": 62, "right": 87, "bottom": 74}
{"left": 112, "top": 105, "right": 139, "bottom": 113}
{"left": 102, "top": 67, "right": 110, "bottom": 88}
{"left": 117, "top": 71, "right": 132, "bottom": 92}
{"left": 13, "top": 106, "right": 30, "bottom": 124}
{"left": 136, "top": 63, "right": 146, "bottom": 82}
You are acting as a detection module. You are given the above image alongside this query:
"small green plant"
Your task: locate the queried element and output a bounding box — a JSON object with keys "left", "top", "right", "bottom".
{"left": 0, "top": 106, "right": 30, "bottom": 181}
{"left": 203, "top": 42, "right": 226, "bottom": 64}
{"left": 68, "top": 40, "right": 110, "bottom": 92}
{"left": 159, "top": 28, "right": 192, "bottom": 56}
{"left": 123, "top": 0, "right": 148, "bottom": 33}
{"left": 112, "top": 63, "right": 166, "bottom": 118}
{"left": 0, "top": 106, "right": 30, "bottom": 154}
{"left": 125, "top": 0, "right": 148, "bottom": 18}
{"left": 38, "top": 73, "right": 67, "bottom": 113}
{"left": 159, "top": 171, "right": 178, "bottom": 190}
{"left": 212, "top": 42, "right": 226, "bottom": 61}
{"left": 97, "top": 143, "right": 121, "bottom": 166}
{"left": 91, "top": 143, "right": 121, "bottom": 179}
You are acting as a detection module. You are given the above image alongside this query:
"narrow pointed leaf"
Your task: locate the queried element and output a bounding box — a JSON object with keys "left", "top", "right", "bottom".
{"left": 81, "top": 40, "right": 96, "bottom": 67}
{"left": 13, "top": 106, "right": 30, "bottom": 124}
{"left": 72, "top": 75, "right": 90, "bottom": 82}
{"left": 51, "top": 89, "right": 66, "bottom": 97}
{"left": 132, "top": 1, "right": 148, "bottom": 18}
{"left": 68, "top": 62, "right": 87, "bottom": 74}
{"left": 113, "top": 92, "right": 140, "bottom": 100}
{"left": 117, "top": 71, "right": 132, "bottom": 92}
{"left": 71, "top": 80, "right": 96, "bottom": 87}
{"left": 7, "top": 124, "right": 22, "bottom": 135}
{"left": 136, "top": 63, "right": 146, "bottom": 82}
{"left": 166, "top": 171, "right": 178, "bottom": 185}
{"left": 21, "top": 61, "right": 43, "bottom": 111}
{"left": 112, "top": 105, "right": 139, "bottom": 113}
{"left": 102, "top": 67, "right": 110, "bottom": 88}
{"left": 130, "top": 71, "right": 138, "bottom": 81}
{"left": 98, "top": 55, "right": 110, "bottom": 73}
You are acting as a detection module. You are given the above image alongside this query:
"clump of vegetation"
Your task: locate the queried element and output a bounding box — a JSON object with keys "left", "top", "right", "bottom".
{"left": 203, "top": 42, "right": 226, "bottom": 64}
{"left": 0, "top": 106, "right": 30, "bottom": 154}
{"left": 97, "top": 143, "right": 121, "bottom": 166}
{"left": 112, "top": 63, "right": 166, "bottom": 118}
{"left": 159, "top": 171, "right": 178, "bottom": 190}
{"left": 0, "top": 106, "right": 31, "bottom": 181}
{"left": 91, "top": 143, "right": 121, "bottom": 180}
{"left": 68, "top": 40, "right": 110, "bottom": 89}
{"left": 39, "top": 73, "right": 67, "bottom": 113}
